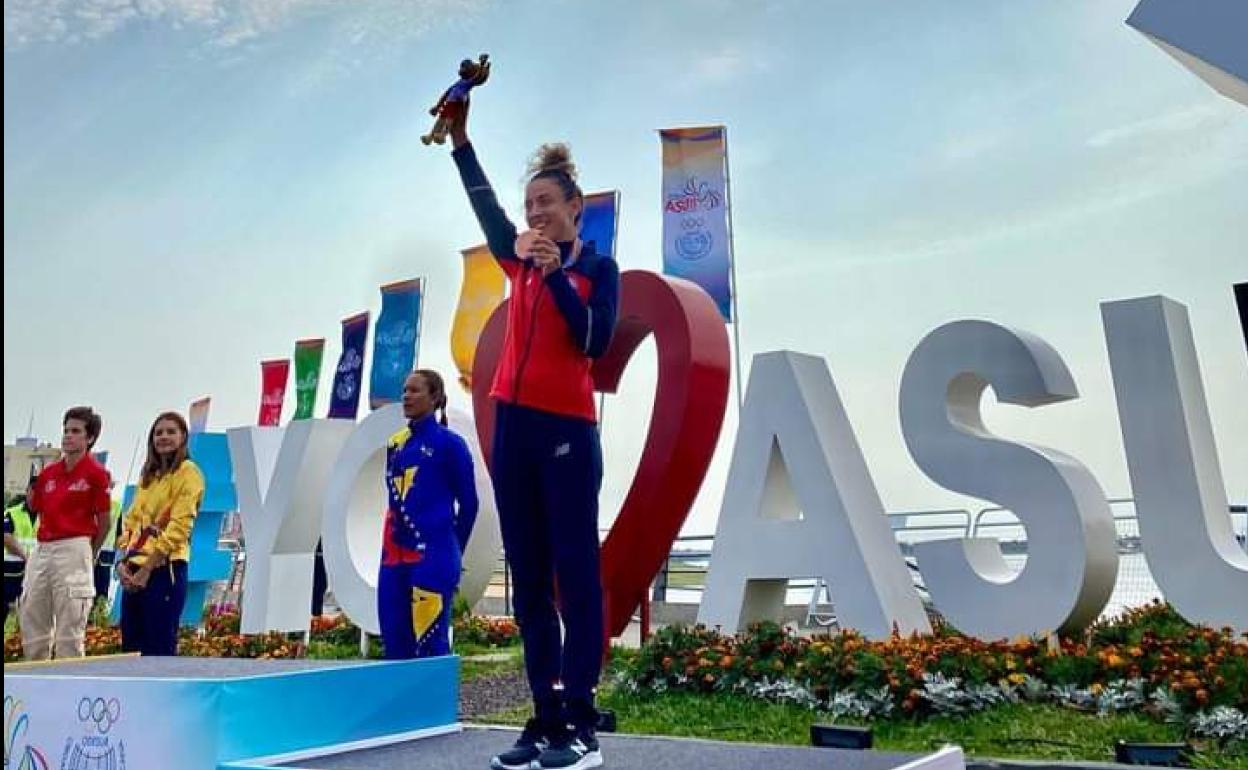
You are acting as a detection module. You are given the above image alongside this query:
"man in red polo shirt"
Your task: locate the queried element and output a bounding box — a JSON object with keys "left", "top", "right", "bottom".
{"left": 20, "top": 406, "right": 112, "bottom": 659}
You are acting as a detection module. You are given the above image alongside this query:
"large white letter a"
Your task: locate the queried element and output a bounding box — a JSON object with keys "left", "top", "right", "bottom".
{"left": 699, "top": 351, "right": 930, "bottom": 639}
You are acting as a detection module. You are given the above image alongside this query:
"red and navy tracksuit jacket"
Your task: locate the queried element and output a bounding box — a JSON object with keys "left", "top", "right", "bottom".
{"left": 454, "top": 141, "right": 619, "bottom": 728}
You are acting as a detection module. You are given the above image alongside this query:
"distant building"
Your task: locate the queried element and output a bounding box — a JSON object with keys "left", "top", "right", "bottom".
{"left": 4, "top": 439, "right": 60, "bottom": 502}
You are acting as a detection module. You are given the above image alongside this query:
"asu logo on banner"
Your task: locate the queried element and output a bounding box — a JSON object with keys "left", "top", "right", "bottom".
{"left": 659, "top": 126, "right": 733, "bottom": 322}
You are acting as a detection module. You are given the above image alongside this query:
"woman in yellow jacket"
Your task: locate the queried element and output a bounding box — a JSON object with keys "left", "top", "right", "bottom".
{"left": 116, "top": 411, "right": 204, "bottom": 655}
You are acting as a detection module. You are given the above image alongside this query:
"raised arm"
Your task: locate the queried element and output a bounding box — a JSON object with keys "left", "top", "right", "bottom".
{"left": 448, "top": 101, "right": 520, "bottom": 267}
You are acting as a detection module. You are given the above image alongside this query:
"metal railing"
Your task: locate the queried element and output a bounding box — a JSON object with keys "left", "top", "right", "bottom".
{"left": 209, "top": 502, "right": 1246, "bottom": 625}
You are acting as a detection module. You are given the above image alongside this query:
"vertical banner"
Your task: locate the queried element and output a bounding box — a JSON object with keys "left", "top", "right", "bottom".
{"left": 188, "top": 396, "right": 211, "bottom": 434}
{"left": 258, "top": 359, "right": 290, "bottom": 426}
{"left": 328, "top": 312, "right": 370, "bottom": 420}
{"left": 369, "top": 278, "right": 424, "bottom": 410}
{"left": 451, "top": 246, "right": 507, "bottom": 389}
{"left": 1235, "top": 282, "right": 1247, "bottom": 354}
{"left": 580, "top": 190, "right": 621, "bottom": 258}
{"left": 659, "top": 125, "right": 734, "bottom": 321}
{"left": 293, "top": 338, "right": 327, "bottom": 420}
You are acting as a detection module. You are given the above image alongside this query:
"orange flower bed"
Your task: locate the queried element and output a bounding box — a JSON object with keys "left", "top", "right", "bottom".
{"left": 4, "top": 606, "right": 521, "bottom": 662}
{"left": 620, "top": 602, "right": 1248, "bottom": 720}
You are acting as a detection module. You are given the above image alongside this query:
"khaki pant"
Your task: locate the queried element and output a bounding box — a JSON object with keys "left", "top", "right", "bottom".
{"left": 19, "top": 537, "right": 95, "bottom": 660}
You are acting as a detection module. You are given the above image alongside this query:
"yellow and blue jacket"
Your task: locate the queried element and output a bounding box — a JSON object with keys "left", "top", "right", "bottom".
{"left": 117, "top": 460, "right": 205, "bottom": 567}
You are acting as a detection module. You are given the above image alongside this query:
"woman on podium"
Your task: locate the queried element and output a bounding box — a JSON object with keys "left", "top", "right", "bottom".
{"left": 447, "top": 98, "right": 618, "bottom": 770}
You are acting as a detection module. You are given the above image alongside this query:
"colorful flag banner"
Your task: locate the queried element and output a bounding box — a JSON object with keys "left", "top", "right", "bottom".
{"left": 659, "top": 125, "right": 733, "bottom": 321}
{"left": 328, "top": 312, "right": 370, "bottom": 420}
{"left": 369, "top": 278, "right": 424, "bottom": 410}
{"left": 293, "top": 338, "right": 326, "bottom": 420}
{"left": 580, "top": 190, "right": 621, "bottom": 259}
{"left": 451, "top": 245, "right": 507, "bottom": 390}
{"left": 258, "top": 359, "right": 290, "bottom": 426}
{"left": 188, "top": 396, "right": 211, "bottom": 434}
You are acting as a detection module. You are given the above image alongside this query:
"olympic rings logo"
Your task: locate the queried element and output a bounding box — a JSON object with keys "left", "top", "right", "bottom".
{"left": 77, "top": 697, "right": 121, "bottom": 734}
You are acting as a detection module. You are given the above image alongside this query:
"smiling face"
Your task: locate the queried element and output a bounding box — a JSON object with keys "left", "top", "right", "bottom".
{"left": 151, "top": 417, "right": 186, "bottom": 459}
{"left": 524, "top": 176, "right": 581, "bottom": 242}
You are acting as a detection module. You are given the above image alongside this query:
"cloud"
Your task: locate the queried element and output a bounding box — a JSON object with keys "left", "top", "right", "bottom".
{"left": 743, "top": 107, "right": 1248, "bottom": 282}
{"left": 938, "top": 131, "right": 1004, "bottom": 164}
{"left": 1086, "top": 101, "right": 1233, "bottom": 148}
{"left": 4, "top": 0, "right": 486, "bottom": 51}
{"left": 687, "top": 44, "right": 771, "bottom": 86}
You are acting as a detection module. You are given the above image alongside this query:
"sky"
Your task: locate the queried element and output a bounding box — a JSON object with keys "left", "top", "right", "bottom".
{"left": 4, "top": 0, "right": 1246, "bottom": 537}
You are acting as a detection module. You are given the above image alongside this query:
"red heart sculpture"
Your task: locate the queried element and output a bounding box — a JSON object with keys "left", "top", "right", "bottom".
{"left": 471, "top": 270, "right": 731, "bottom": 636}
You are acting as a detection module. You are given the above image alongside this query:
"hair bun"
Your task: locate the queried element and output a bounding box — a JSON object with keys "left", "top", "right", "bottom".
{"left": 527, "top": 142, "right": 577, "bottom": 182}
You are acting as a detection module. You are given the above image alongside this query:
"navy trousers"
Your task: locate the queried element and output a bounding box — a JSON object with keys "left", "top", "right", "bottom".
{"left": 492, "top": 402, "right": 604, "bottom": 727}
{"left": 120, "top": 560, "right": 188, "bottom": 656}
{"left": 378, "top": 561, "right": 455, "bottom": 659}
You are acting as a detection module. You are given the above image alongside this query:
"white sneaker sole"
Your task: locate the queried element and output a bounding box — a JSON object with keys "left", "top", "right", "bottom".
{"left": 490, "top": 755, "right": 542, "bottom": 770}
{"left": 538, "top": 750, "right": 602, "bottom": 770}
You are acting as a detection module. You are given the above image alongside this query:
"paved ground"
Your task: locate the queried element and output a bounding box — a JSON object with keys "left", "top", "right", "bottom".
{"left": 459, "top": 667, "right": 529, "bottom": 720}
{"left": 277, "top": 725, "right": 924, "bottom": 770}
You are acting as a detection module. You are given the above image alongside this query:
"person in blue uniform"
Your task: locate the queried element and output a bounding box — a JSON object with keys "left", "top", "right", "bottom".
{"left": 378, "top": 369, "right": 479, "bottom": 658}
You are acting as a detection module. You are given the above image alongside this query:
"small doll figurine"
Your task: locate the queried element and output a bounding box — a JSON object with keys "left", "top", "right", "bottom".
{"left": 422, "top": 53, "right": 491, "bottom": 146}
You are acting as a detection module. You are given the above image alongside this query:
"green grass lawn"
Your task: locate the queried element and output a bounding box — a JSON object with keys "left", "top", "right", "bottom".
{"left": 461, "top": 646, "right": 523, "bottom": 682}
{"left": 299, "top": 634, "right": 522, "bottom": 664}
{"left": 660, "top": 561, "right": 706, "bottom": 590}
{"left": 481, "top": 688, "right": 1247, "bottom": 768}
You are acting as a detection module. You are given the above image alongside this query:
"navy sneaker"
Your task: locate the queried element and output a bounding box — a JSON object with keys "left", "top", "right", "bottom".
{"left": 536, "top": 724, "right": 602, "bottom": 770}
{"left": 490, "top": 717, "right": 549, "bottom": 770}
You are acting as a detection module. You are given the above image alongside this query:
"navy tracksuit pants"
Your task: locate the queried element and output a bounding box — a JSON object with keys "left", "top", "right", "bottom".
{"left": 378, "top": 562, "right": 455, "bottom": 659}
{"left": 492, "top": 402, "right": 603, "bottom": 728}
{"left": 120, "top": 560, "right": 188, "bottom": 656}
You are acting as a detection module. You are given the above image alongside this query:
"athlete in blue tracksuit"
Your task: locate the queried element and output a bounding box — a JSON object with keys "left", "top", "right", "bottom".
{"left": 378, "top": 369, "right": 478, "bottom": 659}
{"left": 449, "top": 101, "right": 619, "bottom": 770}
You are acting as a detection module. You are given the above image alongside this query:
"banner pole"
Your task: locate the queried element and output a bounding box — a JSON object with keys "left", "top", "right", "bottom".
{"left": 723, "top": 125, "right": 745, "bottom": 411}
{"left": 123, "top": 434, "right": 142, "bottom": 489}
{"left": 416, "top": 276, "right": 428, "bottom": 368}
